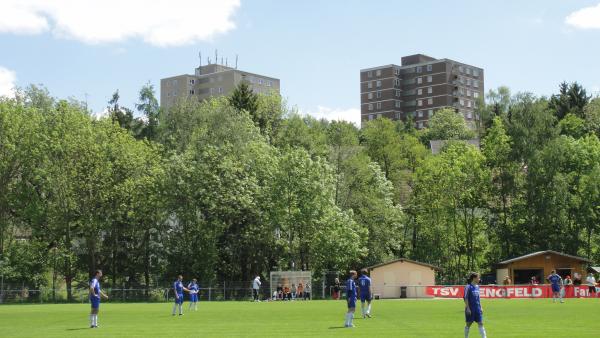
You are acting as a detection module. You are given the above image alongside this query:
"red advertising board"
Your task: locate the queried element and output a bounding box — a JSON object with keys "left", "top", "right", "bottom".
{"left": 426, "top": 285, "right": 598, "bottom": 298}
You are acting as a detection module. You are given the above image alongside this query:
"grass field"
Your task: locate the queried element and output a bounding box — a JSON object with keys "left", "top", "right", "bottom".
{"left": 0, "top": 299, "right": 598, "bottom": 337}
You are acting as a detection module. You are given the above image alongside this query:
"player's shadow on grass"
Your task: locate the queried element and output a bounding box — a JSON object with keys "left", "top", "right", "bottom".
{"left": 66, "top": 328, "right": 91, "bottom": 331}
{"left": 328, "top": 326, "right": 348, "bottom": 329}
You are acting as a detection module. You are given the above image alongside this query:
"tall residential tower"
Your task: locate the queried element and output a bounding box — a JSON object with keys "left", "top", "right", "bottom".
{"left": 360, "top": 54, "right": 484, "bottom": 128}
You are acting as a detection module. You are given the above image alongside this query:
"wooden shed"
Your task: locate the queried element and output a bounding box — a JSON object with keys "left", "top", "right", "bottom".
{"left": 496, "top": 250, "right": 592, "bottom": 284}
{"left": 366, "top": 258, "right": 441, "bottom": 298}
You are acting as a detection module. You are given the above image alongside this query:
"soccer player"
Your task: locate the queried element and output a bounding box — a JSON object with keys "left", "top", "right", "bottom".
{"left": 547, "top": 270, "right": 563, "bottom": 303}
{"left": 586, "top": 273, "right": 597, "bottom": 297}
{"left": 358, "top": 269, "right": 373, "bottom": 318}
{"left": 464, "top": 272, "right": 487, "bottom": 338}
{"left": 344, "top": 270, "right": 358, "bottom": 328}
{"left": 89, "top": 269, "right": 108, "bottom": 328}
{"left": 188, "top": 278, "right": 200, "bottom": 311}
{"left": 172, "top": 275, "right": 190, "bottom": 316}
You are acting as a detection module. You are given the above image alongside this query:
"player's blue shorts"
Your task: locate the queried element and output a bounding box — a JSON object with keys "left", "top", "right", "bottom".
{"left": 175, "top": 293, "right": 184, "bottom": 304}
{"left": 551, "top": 284, "right": 561, "bottom": 293}
{"left": 347, "top": 296, "right": 356, "bottom": 308}
{"left": 360, "top": 292, "right": 372, "bottom": 302}
{"left": 190, "top": 293, "right": 198, "bottom": 302}
{"left": 90, "top": 296, "right": 100, "bottom": 309}
{"left": 465, "top": 309, "right": 483, "bottom": 323}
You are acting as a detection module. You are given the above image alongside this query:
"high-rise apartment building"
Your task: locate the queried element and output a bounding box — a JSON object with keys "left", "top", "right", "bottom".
{"left": 360, "top": 54, "right": 484, "bottom": 128}
{"left": 161, "top": 62, "right": 280, "bottom": 110}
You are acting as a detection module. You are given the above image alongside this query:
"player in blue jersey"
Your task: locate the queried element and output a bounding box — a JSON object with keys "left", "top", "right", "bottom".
{"left": 172, "top": 275, "right": 190, "bottom": 316}
{"left": 464, "top": 272, "right": 487, "bottom": 338}
{"left": 188, "top": 278, "right": 200, "bottom": 311}
{"left": 358, "top": 268, "right": 373, "bottom": 318}
{"left": 547, "top": 270, "right": 564, "bottom": 303}
{"left": 344, "top": 270, "right": 358, "bottom": 328}
{"left": 89, "top": 270, "right": 109, "bottom": 328}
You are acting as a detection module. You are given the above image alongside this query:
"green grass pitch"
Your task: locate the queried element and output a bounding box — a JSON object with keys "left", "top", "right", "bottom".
{"left": 1, "top": 299, "right": 598, "bottom": 337}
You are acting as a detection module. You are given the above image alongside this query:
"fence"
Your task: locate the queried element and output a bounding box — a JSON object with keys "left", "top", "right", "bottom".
{"left": 3, "top": 283, "right": 596, "bottom": 304}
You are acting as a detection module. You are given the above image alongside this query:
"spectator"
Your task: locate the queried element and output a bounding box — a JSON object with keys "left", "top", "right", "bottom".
{"left": 284, "top": 285, "right": 291, "bottom": 301}
{"left": 291, "top": 284, "right": 297, "bottom": 300}
{"left": 332, "top": 278, "right": 341, "bottom": 300}
{"left": 304, "top": 283, "right": 311, "bottom": 300}
{"left": 252, "top": 276, "right": 261, "bottom": 302}
{"left": 573, "top": 273, "right": 582, "bottom": 286}
{"left": 530, "top": 276, "right": 539, "bottom": 285}
{"left": 502, "top": 276, "right": 512, "bottom": 286}
{"left": 586, "top": 273, "right": 597, "bottom": 297}
{"left": 276, "top": 284, "right": 283, "bottom": 300}
{"left": 297, "top": 283, "right": 304, "bottom": 300}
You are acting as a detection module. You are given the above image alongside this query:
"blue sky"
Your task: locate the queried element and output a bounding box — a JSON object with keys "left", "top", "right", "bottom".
{"left": 1, "top": 0, "right": 600, "bottom": 125}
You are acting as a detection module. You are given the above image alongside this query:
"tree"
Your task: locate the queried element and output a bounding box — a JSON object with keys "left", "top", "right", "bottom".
{"left": 424, "top": 107, "right": 476, "bottom": 142}
{"left": 108, "top": 90, "right": 143, "bottom": 136}
{"left": 549, "top": 82, "right": 591, "bottom": 120}
{"left": 229, "top": 81, "right": 258, "bottom": 115}
{"left": 135, "top": 82, "right": 160, "bottom": 141}
{"left": 584, "top": 98, "right": 600, "bottom": 137}
{"left": 558, "top": 113, "right": 587, "bottom": 139}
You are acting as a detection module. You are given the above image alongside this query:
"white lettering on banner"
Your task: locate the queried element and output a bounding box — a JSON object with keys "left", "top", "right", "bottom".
{"left": 426, "top": 285, "right": 547, "bottom": 298}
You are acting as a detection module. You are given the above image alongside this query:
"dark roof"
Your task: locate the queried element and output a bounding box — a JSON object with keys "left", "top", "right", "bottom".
{"left": 497, "top": 250, "right": 593, "bottom": 265}
{"left": 366, "top": 258, "right": 442, "bottom": 271}
{"left": 588, "top": 266, "right": 600, "bottom": 273}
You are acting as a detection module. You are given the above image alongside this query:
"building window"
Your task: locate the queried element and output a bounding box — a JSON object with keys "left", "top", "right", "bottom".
{"left": 417, "top": 77, "right": 422, "bottom": 84}
{"left": 189, "top": 79, "right": 195, "bottom": 85}
{"left": 368, "top": 81, "right": 372, "bottom": 89}
{"left": 467, "top": 89, "right": 471, "bottom": 97}
{"left": 466, "top": 68, "right": 471, "bottom": 75}
{"left": 394, "top": 68, "right": 400, "bottom": 76}
{"left": 369, "top": 114, "right": 374, "bottom": 120}
{"left": 467, "top": 100, "right": 472, "bottom": 108}
{"left": 376, "top": 70, "right": 381, "bottom": 76}
{"left": 395, "top": 112, "right": 401, "bottom": 119}
{"left": 417, "top": 100, "right": 423, "bottom": 107}
{"left": 467, "top": 78, "right": 472, "bottom": 86}
{"left": 427, "top": 98, "right": 433, "bottom": 105}
{"left": 267, "top": 81, "right": 272, "bottom": 87}
{"left": 428, "top": 87, "right": 433, "bottom": 94}
{"left": 474, "top": 80, "right": 479, "bottom": 88}
{"left": 473, "top": 69, "right": 479, "bottom": 77}
{"left": 459, "top": 99, "right": 465, "bottom": 106}
{"left": 467, "top": 112, "right": 473, "bottom": 119}
{"left": 377, "top": 113, "right": 382, "bottom": 118}
{"left": 368, "top": 92, "right": 373, "bottom": 100}
{"left": 428, "top": 109, "right": 433, "bottom": 117}
{"left": 167, "top": 93, "right": 170, "bottom": 97}
{"left": 376, "top": 80, "right": 381, "bottom": 88}
{"left": 395, "top": 100, "right": 401, "bottom": 108}
{"left": 395, "top": 90, "right": 401, "bottom": 97}
{"left": 189, "top": 90, "right": 194, "bottom": 95}
{"left": 474, "top": 92, "right": 479, "bottom": 98}
{"left": 427, "top": 64, "right": 432, "bottom": 72}
{"left": 459, "top": 66, "right": 464, "bottom": 73}
{"left": 376, "top": 102, "right": 382, "bottom": 109}
{"left": 459, "top": 87, "right": 465, "bottom": 95}
{"left": 427, "top": 75, "right": 432, "bottom": 83}
{"left": 368, "top": 104, "right": 373, "bottom": 111}
{"left": 376, "top": 91, "right": 382, "bottom": 98}
{"left": 219, "top": 87, "right": 223, "bottom": 93}
{"left": 416, "top": 66, "right": 422, "bottom": 73}
{"left": 417, "top": 121, "right": 423, "bottom": 128}
{"left": 394, "top": 78, "right": 401, "bottom": 86}
{"left": 418, "top": 110, "right": 423, "bottom": 117}
{"left": 417, "top": 88, "right": 422, "bottom": 95}
{"left": 367, "top": 71, "right": 372, "bottom": 78}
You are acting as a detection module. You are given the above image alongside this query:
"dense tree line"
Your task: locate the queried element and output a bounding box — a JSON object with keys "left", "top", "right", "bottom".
{"left": 1, "top": 81, "right": 599, "bottom": 297}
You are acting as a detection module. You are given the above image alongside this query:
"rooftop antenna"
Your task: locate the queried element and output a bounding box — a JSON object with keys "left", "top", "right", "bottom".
{"left": 221, "top": 57, "right": 223, "bottom": 65}
{"left": 207, "top": 57, "right": 210, "bottom": 65}
{"left": 215, "top": 50, "right": 218, "bottom": 65}
{"left": 225, "top": 57, "right": 228, "bottom": 67}
{"left": 235, "top": 54, "right": 238, "bottom": 69}
{"left": 198, "top": 51, "right": 202, "bottom": 67}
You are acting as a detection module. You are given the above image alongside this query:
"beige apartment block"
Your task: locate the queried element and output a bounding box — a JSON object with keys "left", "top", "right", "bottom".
{"left": 161, "top": 63, "right": 280, "bottom": 110}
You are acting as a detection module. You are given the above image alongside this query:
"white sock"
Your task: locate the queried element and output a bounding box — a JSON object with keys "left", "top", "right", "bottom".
{"left": 179, "top": 304, "right": 183, "bottom": 314}
{"left": 367, "top": 303, "right": 371, "bottom": 314}
{"left": 478, "top": 324, "right": 486, "bottom": 338}
{"left": 172, "top": 304, "right": 177, "bottom": 315}
{"left": 361, "top": 303, "right": 365, "bottom": 316}
{"left": 464, "top": 326, "right": 470, "bottom": 338}
{"left": 89, "top": 314, "right": 93, "bottom": 326}
{"left": 93, "top": 315, "right": 98, "bottom": 326}
{"left": 344, "top": 313, "right": 350, "bottom": 326}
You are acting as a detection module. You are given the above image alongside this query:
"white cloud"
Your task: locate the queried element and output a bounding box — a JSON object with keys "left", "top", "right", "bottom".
{"left": 301, "top": 106, "right": 361, "bottom": 126}
{"left": 0, "top": 66, "right": 17, "bottom": 98}
{"left": 565, "top": 3, "right": 600, "bottom": 29}
{"left": 0, "top": 0, "right": 240, "bottom": 46}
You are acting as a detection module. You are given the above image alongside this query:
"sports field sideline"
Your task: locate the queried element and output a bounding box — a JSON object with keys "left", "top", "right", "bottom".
{"left": 0, "top": 299, "right": 598, "bottom": 337}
